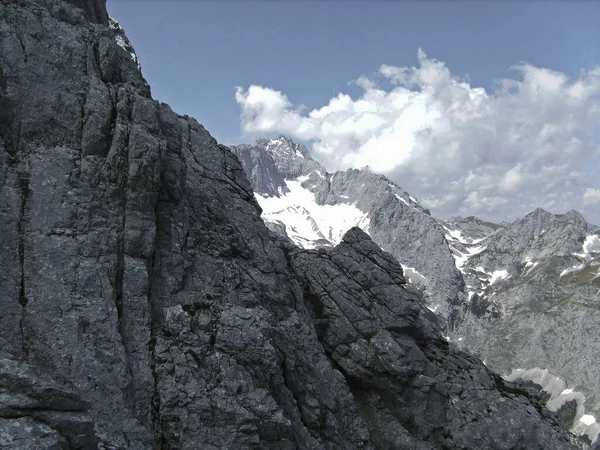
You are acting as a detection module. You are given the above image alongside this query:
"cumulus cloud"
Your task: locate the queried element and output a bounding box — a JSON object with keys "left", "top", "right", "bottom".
{"left": 235, "top": 49, "right": 600, "bottom": 224}
{"left": 584, "top": 188, "right": 600, "bottom": 206}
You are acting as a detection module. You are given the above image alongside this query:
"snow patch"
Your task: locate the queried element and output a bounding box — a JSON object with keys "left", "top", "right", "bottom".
{"left": 442, "top": 226, "right": 469, "bottom": 244}
{"left": 523, "top": 258, "right": 539, "bottom": 275}
{"left": 583, "top": 234, "right": 600, "bottom": 254}
{"left": 506, "top": 368, "right": 599, "bottom": 441}
{"left": 451, "top": 245, "right": 486, "bottom": 270}
{"left": 409, "top": 196, "right": 418, "bottom": 204}
{"left": 400, "top": 264, "right": 427, "bottom": 285}
{"left": 489, "top": 270, "right": 509, "bottom": 284}
{"left": 256, "top": 180, "right": 369, "bottom": 249}
{"left": 560, "top": 263, "right": 586, "bottom": 278}
{"left": 574, "top": 234, "right": 600, "bottom": 259}
{"left": 524, "top": 259, "right": 535, "bottom": 268}
{"left": 443, "top": 225, "right": 487, "bottom": 245}
{"left": 580, "top": 415, "right": 596, "bottom": 426}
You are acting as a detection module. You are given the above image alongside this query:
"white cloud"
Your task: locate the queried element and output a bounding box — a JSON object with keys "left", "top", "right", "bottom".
{"left": 235, "top": 49, "right": 600, "bottom": 224}
{"left": 584, "top": 188, "right": 600, "bottom": 206}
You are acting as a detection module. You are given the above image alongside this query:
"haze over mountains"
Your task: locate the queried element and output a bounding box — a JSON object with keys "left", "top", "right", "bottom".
{"left": 232, "top": 136, "right": 600, "bottom": 443}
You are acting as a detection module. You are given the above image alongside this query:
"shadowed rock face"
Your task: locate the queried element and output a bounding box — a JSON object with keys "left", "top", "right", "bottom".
{"left": 0, "top": 0, "right": 582, "bottom": 448}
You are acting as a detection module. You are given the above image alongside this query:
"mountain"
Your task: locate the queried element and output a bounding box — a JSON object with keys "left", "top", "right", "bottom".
{"left": 445, "top": 210, "right": 600, "bottom": 432}
{"left": 231, "top": 137, "right": 465, "bottom": 324}
{"left": 0, "top": 0, "right": 585, "bottom": 448}
{"left": 233, "top": 137, "right": 600, "bottom": 444}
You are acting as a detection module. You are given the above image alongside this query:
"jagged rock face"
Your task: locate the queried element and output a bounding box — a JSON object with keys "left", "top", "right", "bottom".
{"left": 231, "top": 138, "right": 464, "bottom": 323}
{"left": 0, "top": 0, "right": 583, "bottom": 448}
{"left": 448, "top": 209, "right": 600, "bottom": 420}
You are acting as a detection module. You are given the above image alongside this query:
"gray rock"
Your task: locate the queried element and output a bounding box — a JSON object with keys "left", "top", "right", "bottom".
{"left": 0, "top": 356, "right": 96, "bottom": 449}
{"left": 232, "top": 142, "right": 289, "bottom": 197}
{"left": 451, "top": 208, "right": 600, "bottom": 419}
{"left": 289, "top": 228, "right": 580, "bottom": 449}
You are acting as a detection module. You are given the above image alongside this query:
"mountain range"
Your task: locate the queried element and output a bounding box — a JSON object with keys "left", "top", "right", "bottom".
{"left": 0, "top": 0, "right": 593, "bottom": 448}
{"left": 232, "top": 136, "right": 600, "bottom": 444}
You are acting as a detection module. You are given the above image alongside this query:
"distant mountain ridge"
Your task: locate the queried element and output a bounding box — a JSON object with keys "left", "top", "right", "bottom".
{"left": 232, "top": 136, "right": 600, "bottom": 443}
{"left": 447, "top": 209, "right": 600, "bottom": 438}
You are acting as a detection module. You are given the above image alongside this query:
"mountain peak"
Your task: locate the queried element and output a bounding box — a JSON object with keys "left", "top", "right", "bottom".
{"left": 530, "top": 207, "right": 551, "bottom": 217}
{"left": 262, "top": 136, "right": 313, "bottom": 161}
{"left": 232, "top": 137, "right": 322, "bottom": 182}
{"left": 523, "top": 207, "right": 588, "bottom": 229}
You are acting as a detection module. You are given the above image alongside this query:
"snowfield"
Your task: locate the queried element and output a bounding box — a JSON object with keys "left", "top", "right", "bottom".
{"left": 256, "top": 178, "right": 370, "bottom": 248}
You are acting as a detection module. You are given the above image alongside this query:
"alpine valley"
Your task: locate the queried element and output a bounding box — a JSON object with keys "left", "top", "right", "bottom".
{"left": 0, "top": 0, "right": 595, "bottom": 449}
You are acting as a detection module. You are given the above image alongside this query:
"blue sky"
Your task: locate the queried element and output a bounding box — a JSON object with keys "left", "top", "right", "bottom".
{"left": 108, "top": 1, "right": 598, "bottom": 143}
{"left": 108, "top": 1, "right": 600, "bottom": 223}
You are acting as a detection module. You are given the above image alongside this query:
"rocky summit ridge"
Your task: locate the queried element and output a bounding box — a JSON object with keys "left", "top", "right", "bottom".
{"left": 0, "top": 0, "right": 586, "bottom": 448}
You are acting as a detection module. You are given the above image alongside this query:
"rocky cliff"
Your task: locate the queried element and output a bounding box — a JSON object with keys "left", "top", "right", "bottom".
{"left": 0, "top": 0, "right": 583, "bottom": 448}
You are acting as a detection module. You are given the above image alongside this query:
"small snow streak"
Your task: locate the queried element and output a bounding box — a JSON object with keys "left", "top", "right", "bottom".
{"left": 395, "top": 194, "right": 409, "bottom": 206}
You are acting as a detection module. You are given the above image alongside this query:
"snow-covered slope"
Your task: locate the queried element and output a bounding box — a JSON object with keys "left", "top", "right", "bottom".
{"left": 506, "top": 368, "right": 600, "bottom": 443}
{"left": 256, "top": 179, "right": 370, "bottom": 249}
